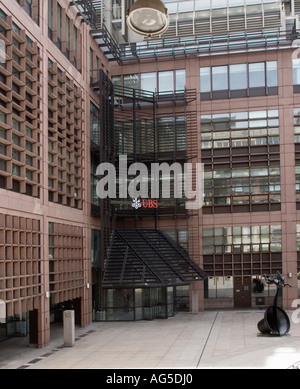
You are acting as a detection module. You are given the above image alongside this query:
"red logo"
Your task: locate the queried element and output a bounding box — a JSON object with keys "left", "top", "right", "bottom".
{"left": 142, "top": 199, "right": 158, "bottom": 209}
{"left": 132, "top": 198, "right": 158, "bottom": 209}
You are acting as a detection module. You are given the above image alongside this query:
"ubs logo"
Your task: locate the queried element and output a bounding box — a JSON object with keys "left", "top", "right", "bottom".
{"left": 132, "top": 198, "right": 158, "bottom": 209}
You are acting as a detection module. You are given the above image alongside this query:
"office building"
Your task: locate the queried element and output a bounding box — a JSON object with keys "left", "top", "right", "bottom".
{"left": 0, "top": 0, "right": 299, "bottom": 347}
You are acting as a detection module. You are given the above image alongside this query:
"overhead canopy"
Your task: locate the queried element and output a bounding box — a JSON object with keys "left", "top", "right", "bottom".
{"left": 102, "top": 229, "right": 207, "bottom": 289}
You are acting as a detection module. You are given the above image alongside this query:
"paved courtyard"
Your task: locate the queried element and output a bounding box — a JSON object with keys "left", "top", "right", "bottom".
{"left": 0, "top": 310, "right": 300, "bottom": 369}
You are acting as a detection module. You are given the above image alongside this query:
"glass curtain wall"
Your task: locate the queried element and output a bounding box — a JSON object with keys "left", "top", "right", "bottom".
{"left": 200, "top": 61, "right": 278, "bottom": 99}
{"left": 96, "top": 287, "right": 177, "bottom": 321}
{"left": 114, "top": 70, "right": 186, "bottom": 94}
{"left": 201, "top": 109, "right": 280, "bottom": 208}
{"left": 203, "top": 224, "right": 282, "bottom": 308}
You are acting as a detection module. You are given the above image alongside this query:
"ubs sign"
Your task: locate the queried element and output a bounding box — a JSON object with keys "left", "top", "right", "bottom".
{"left": 132, "top": 198, "right": 158, "bottom": 209}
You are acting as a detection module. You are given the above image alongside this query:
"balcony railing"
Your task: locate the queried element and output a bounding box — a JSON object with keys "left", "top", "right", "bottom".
{"left": 118, "top": 28, "right": 299, "bottom": 62}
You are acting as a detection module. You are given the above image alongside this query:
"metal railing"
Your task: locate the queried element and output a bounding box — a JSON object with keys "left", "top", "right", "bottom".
{"left": 118, "top": 28, "right": 298, "bottom": 61}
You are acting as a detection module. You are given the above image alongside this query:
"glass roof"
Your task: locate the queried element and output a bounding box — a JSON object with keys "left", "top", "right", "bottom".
{"left": 102, "top": 229, "right": 207, "bottom": 288}
{"left": 162, "top": 0, "right": 281, "bottom": 13}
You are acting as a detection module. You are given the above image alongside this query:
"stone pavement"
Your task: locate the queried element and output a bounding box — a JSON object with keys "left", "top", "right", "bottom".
{"left": 0, "top": 310, "right": 300, "bottom": 369}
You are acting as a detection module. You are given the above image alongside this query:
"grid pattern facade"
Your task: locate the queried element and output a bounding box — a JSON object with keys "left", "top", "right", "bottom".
{"left": 202, "top": 109, "right": 281, "bottom": 213}
{"left": 16, "top": 0, "right": 40, "bottom": 24}
{"left": 48, "top": 0, "right": 82, "bottom": 70}
{"left": 0, "top": 12, "right": 42, "bottom": 197}
{"left": 48, "top": 222, "right": 85, "bottom": 304}
{"left": 47, "top": 59, "right": 84, "bottom": 209}
{"left": 0, "top": 213, "right": 41, "bottom": 319}
{"left": 202, "top": 225, "right": 282, "bottom": 277}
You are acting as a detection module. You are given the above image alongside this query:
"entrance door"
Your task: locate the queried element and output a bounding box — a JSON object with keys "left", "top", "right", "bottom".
{"left": 29, "top": 309, "right": 39, "bottom": 346}
{"left": 234, "top": 276, "right": 252, "bottom": 308}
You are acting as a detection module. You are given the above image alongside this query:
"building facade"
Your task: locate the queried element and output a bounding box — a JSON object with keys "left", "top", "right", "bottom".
{"left": 0, "top": 0, "right": 107, "bottom": 347}
{"left": 0, "top": 0, "right": 300, "bottom": 347}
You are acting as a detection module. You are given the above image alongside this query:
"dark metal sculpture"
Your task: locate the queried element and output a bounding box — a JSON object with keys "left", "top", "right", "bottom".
{"left": 257, "top": 272, "right": 292, "bottom": 336}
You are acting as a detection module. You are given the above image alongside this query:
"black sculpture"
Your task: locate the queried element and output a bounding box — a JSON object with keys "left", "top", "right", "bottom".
{"left": 257, "top": 272, "right": 292, "bottom": 336}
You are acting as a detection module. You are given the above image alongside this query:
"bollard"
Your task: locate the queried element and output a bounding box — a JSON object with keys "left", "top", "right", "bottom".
{"left": 63, "top": 310, "right": 75, "bottom": 347}
{"left": 0, "top": 300, "right": 5, "bottom": 324}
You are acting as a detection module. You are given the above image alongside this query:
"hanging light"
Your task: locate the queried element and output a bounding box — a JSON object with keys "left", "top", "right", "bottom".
{"left": 126, "top": 0, "right": 169, "bottom": 38}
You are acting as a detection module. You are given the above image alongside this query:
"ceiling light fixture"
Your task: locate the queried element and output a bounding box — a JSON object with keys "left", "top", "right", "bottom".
{"left": 126, "top": 0, "right": 169, "bottom": 38}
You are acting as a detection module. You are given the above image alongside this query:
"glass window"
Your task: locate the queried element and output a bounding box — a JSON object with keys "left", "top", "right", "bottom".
{"left": 178, "top": 1, "right": 194, "bottom": 12}
{"left": 175, "top": 69, "right": 186, "bottom": 91}
{"left": 90, "top": 48, "right": 93, "bottom": 74}
{"left": 251, "top": 167, "right": 268, "bottom": 177}
{"left": 73, "top": 26, "right": 78, "bottom": 63}
{"left": 232, "top": 168, "right": 249, "bottom": 177}
{"left": 66, "top": 16, "right": 70, "bottom": 52}
{"left": 213, "top": 0, "right": 228, "bottom": 8}
{"left": 249, "top": 62, "right": 265, "bottom": 88}
{"left": 112, "top": 75, "right": 122, "bottom": 88}
{"left": 212, "top": 66, "right": 228, "bottom": 91}
{"left": 57, "top": 3, "right": 62, "bottom": 42}
{"left": 266, "top": 61, "right": 278, "bottom": 87}
{"left": 195, "top": 0, "right": 210, "bottom": 11}
{"left": 293, "top": 59, "right": 300, "bottom": 85}
{"left": 229, "top": 64, "right": 247, "bottom": 90}
{"left": 158, "top": 71, "right": 174, "bottom": 93}
{"left": 48, "top": 0, "right": 53, "bottom": 31}
{"left": 124, "top": 74, "right": 139, "bottom": 89}
{"left": 200, "top": 67, "right": 211, "bottom": 93}
{"left": 91, "top": 229, "right": 101, "bottom": 267}
{"left": 112, "top": 0, "right": 122, "bottom": 19}
{"left": 0, "top": 111, "right": 6, "bottom": 124}
{"left": 90, "top": 102, "right": 100, "bottom": 145}
{"left": 249, "top": 110, "right": 266, "bottom": 119}
{"left": 141, "top": 72, "right": 156, "bottom": 92}
{"left": 228, "top": 0, "right": 245, "bottom": 6}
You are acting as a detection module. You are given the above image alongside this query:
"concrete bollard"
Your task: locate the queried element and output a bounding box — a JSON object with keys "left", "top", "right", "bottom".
{"left": 63, "top": 310, "right": 75, "bottom": 347}
{"left": 0, "top": 300, "right": 5, "bottom": 323}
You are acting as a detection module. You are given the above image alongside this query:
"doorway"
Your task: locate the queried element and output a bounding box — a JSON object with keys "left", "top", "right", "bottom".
{"left": 234, "top": 276, "right": 252, "bottom": 308}
{"left": 29, "top": 309, "right": 38, "bottom": 346}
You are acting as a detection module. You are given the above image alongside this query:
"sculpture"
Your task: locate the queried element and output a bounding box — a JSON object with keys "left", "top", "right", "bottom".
{"left": 257, "top": 272, "right": 292, "bottom": 336}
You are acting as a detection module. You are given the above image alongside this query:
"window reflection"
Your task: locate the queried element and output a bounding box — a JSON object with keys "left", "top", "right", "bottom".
{"left": 200, "top": 61, "right": 277, "bottom": 99}
{"left": 113, "top": 70, "right": 186, "bottom": 94}
{"left": 200, "top": 67, "right": 211, "bottom": 93}
{"left": 293, "top": 59, "right": 300, "bottom": 86}
{"left": 266, "top": 61, "right": 278, "bottom": 87}
{"left": 141, "top": 72, "right": 156, "bottom": 92}
{"left": 249, "top": 62, "right": 265, "bottom": 88}
{"left": 124, "top": 74, "right": 139, "bottom": 89}
{"left": 201, "top": 109, "right": 280, "bottom": 208}
{"left": 230, "top": 64, "right": 247, "bottom": 90}
{"left": 212, "top": 66, "right": 228, "bottom": 91}
{"left": 203, "top": 225, "right": 282, "bottom": 255}
{"left": 159, "top": 71, "right": 174, "bottom": 93}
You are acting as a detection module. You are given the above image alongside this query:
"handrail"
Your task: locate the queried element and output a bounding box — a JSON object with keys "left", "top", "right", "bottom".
{"left": 119, "top": 29, "right": 298, "bottom": 61}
